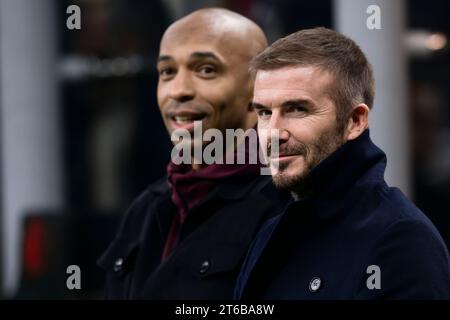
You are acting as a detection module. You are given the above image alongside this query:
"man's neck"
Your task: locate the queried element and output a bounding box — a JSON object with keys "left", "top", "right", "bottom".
{"left": 191, "top": 163, "right": 204, "bottom": 171}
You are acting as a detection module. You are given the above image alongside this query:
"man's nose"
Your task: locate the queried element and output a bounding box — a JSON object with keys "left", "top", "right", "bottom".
{"left": 168, "top": 70, "right": 195, "bottom": 102}
{"left": 268, "top": 112, "right": 290, "bottom": 142}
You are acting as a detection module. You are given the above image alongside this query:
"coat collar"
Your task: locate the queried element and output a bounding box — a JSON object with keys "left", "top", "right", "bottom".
{"left": 286, "top": 129, "right": 387, "bottom": 221}
{"left": 146, "top": 170, "right": 276, "bottom": 244}
{"left": 147, "top": 170, "right": 270, "bottom": 202}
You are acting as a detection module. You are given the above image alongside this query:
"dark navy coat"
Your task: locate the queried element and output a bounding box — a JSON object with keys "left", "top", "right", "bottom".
{"left": 235, "top": 130, "right": 450, "bottom": 299}
{"left": 97, "top": 173, "right": 287, "bottom": 299}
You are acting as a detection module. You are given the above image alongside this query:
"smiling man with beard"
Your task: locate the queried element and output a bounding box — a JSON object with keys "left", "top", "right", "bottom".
{"left": 97, "top": 8, "right": 290, "bottom": 299}
{"left": 235, "top": 27, "right": 450, "bottom": 299}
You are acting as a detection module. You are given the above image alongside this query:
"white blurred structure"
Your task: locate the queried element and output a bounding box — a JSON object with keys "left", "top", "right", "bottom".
{"left": 0, "top": 0, "right": 64, "bottom": 297}
{"left": 334, "top": 0, "right": 411, "bottom": 196}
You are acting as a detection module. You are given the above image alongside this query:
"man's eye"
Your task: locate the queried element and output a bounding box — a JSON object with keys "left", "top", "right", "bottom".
{"left": 291, "top": 106, "right": 307, "bottom": 114}
{"left": 197, "top": 65, "right": 217, "bottom": 78}
{"left": 159, "top": 68, "right": 176, "bottom": 79}
{"left": 257, "top": 110, "right": 271, "bottom": 119}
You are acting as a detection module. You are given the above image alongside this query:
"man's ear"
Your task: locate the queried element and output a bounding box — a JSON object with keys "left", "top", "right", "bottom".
{"left": 346, "top": 103, "right": 370, "bottom": 141}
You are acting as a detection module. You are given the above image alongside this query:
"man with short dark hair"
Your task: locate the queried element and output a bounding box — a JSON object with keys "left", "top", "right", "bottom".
{"left": 235, "top": 27, "right": 450, "bottom": 299}
{"left": 97, "top": 8, "right": 288, "bottom": 299}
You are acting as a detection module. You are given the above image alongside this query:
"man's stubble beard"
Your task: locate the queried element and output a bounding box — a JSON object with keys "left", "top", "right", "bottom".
{"left": 270, "top": 124, "right": 346, "bottom": 198}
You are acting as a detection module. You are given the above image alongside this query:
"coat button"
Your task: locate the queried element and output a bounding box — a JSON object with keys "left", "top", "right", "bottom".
{"left": 199, "top": 260, "right": 210, "bottom": 274}
{"left": 309, "top": 277, "right": 322, "bottom": 292}
{"left": 113, "top": 258, "right": 124, "bottom": 272}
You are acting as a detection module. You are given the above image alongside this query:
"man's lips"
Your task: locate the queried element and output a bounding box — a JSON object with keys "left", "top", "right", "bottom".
{"left": 166, "top": 111, "right": 208, "bottom": 129}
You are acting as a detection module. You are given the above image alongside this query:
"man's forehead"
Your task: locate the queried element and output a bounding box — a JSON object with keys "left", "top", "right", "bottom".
{"left": 257, "top": 65, "right": 329, "bottom": 81}
{"left": 160, "top": 31, "right": 218, "bottom": 52}
{"left": 253, "top": 89, "right": 315, "bottom": 108}
{"left": 158, "top": 41, "right": 225, "bottom": 66}
{"left": 255, "top": 67, "right": 333, "bottom": 92}
{"left": 159, "top": 33, "right": 250, "bottom": 67}
{"left": 161, "top": 25, "right": 241, "bottom": 51}
{"left": 253, "top": 67, "right": 334, "bottom": 106}
{"left": 162, "top": 22, "right": 215, "bottom": 42}
{"left": 161, "top": 18, "right": 255, "bottom": 57}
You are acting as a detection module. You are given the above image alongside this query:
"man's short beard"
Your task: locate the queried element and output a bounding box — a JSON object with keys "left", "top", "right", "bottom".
{"left": 270, "top": 124, "right": 346, "bottom": 197}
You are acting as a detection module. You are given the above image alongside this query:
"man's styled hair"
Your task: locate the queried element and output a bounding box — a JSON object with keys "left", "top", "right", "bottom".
{"left": 250, "top": 27, "right": 375, "bottom": 128}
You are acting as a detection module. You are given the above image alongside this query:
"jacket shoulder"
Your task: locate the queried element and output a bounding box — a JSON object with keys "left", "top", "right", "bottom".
{"left": 365, "top": 184, "right": 441, "bottom": 236}
{"left": 97, "top": 177, "right": 169, "bottom": 297}
{"left": 115, "top": 176, "right": 169, "bottom": 239}
{"left": 356, "top": 212, "right": 450, "bottom": 298}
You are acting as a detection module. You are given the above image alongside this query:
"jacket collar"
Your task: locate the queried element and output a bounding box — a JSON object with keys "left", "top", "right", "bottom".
{"left": 147, "top": 177, "right": 170, "bottom": 195}
{"left": 147, "top": 170, "right": 268, "bottom": 202}
{"left": 286, "top": 129, "right": 387, "bottom": 221}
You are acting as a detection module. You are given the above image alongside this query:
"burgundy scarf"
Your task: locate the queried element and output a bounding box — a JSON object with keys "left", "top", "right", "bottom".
{"left": 161, "top": 144, "right": 261, "bottom": 261}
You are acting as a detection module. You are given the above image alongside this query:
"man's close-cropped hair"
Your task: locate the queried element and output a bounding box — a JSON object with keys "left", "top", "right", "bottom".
{"left": 250, "top": 27, "right": 375, "bottom": 129}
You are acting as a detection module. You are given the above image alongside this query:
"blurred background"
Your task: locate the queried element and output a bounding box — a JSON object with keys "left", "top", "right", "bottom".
{"left": 0, "top": 0, "right": 449, "bottom": 299}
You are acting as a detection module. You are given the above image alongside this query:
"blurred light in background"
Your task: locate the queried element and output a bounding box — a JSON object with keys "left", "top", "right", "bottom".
{"left": 59, "top": 55, "right": 148, "bottom": 81}
{"left": 406, "top": 30, "right": 448, "bottom": 56}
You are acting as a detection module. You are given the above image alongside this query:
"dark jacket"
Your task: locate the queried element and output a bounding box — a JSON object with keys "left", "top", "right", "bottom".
{"left": 98, "top": 173, "right": 287, "bottom": 299}
{"left": 235, "top": 130, "right": 450, "bottom": 299}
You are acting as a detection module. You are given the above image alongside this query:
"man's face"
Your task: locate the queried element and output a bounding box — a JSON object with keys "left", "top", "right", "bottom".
{"left": 253, "top": 66, "right": 346, "bottom": 191}
{"left": 157, "top": 25, "right": 253, "bottom": 144}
